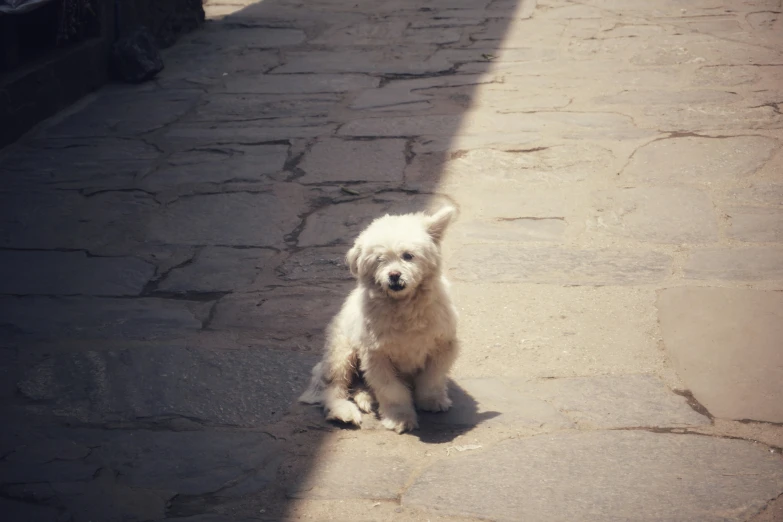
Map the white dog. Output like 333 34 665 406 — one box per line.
299 206 459 433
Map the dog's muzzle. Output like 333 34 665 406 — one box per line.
388 271 406 292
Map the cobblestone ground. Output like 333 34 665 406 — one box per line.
1 0 783 520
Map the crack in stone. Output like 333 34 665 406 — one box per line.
672 389 714 420
141 248 199 295
615 426 783 454
750 101 782 114
494 216 566 222
750 492 783 521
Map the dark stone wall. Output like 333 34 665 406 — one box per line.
0 0 205 148
116 0 205 48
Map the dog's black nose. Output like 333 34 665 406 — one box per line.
389 271 401 282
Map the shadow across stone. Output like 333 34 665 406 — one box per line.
415 380 501 444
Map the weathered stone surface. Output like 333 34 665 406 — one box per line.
311 20 460 46
0 498 67 522
351 75 494 110
162 123 336 144
210 286 348 348
48 468 171 522
407 144 614 189
158 46 280 87
472 18 564 47
434 47 557 65
403 431 783 521
0 251 154 296
537 3 603 18
0 297 204 340
147 189 305 246
288 443 410 500
455 218 566 242
421 378 572 430
658 287 783 423
141 145 288 190
5 437 90 464
444 182 571 221
631 35 783 66
158 247 275 293
223 73 380 94
1 138 159 190
594 89 738 106
473 90 572 112
308 20 406 46
192 26 305 49
340 111 652 139
0 456 100 486
518 374 709 428
451 245 671 285
726 207 783 242
747 10 782 32
91 430 283 496
452 284 664 379
277 247 353 283
299 138 406 184
684 247 783 281
296 194 444 247
638 104 780 132
591 187 718 244
0 191 157 251
274 49 452 75
46 89 201 138
726 184 783 207
625 136 779 183
18 346 317 426
189 94 338 124
412 132 540 154
692 65 759 86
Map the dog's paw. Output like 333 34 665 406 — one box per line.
325 400 362 426
353 389 375 413
415 393 452 413
379 405 419 434
381 416 419 434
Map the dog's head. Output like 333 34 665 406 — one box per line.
345 206 457 299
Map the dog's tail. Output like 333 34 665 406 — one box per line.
298 361 327 404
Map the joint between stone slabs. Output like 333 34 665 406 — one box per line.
80 187 160 200
736 418 783 428
615 426 783 454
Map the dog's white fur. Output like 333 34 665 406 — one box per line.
299 206 459 433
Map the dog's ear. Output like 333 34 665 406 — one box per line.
346 245 361 277
425 206 457 243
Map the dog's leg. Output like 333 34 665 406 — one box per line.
351 383 375 414
363 354 418 433
414 339 458 412
299 361 327 404
321 338 363 426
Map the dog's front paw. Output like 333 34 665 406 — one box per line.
353 389 375 413
325 400 362 426
379 405 419 434
415 393 452 413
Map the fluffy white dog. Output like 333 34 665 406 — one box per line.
299 206 459 433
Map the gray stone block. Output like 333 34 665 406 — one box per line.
0 251 154 296
403 431 783 521
658 287 783 423
451 245 671 285
17 346 318 426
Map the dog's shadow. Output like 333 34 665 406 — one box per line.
413 380 500 443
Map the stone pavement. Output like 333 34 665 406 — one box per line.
1 0 783 520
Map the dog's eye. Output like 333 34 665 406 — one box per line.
402 252 414 261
